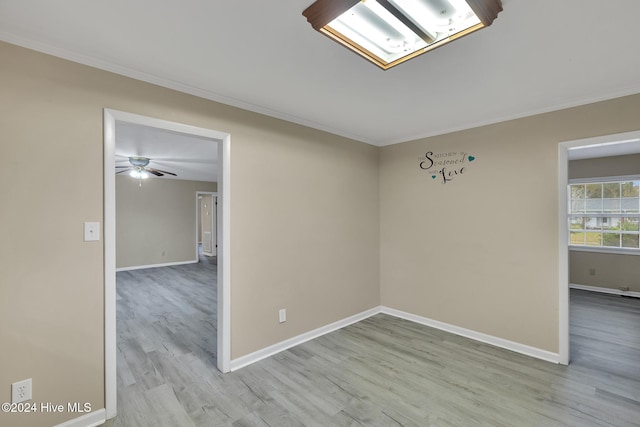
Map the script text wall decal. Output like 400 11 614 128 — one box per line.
419 151 476 184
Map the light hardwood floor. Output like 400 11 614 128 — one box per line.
104 262 640 426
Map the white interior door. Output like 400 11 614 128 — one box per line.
211 196 217 256
201 194 214 256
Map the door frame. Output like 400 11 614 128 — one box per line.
197 192 218 257
103 109 232 420
558 129 640 366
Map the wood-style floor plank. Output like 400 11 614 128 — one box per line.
104 257 640 426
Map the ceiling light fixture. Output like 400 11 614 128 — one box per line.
116 156 178 187
303 0 502 70
129 168 150 180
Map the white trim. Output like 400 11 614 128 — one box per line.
569 174 640 184
0 33 369 145
558 142 570 365
569 245 640 256
381 307 560 364
116 260 198 272
229 305 561 371
217 136 231 373
53 409 106 427
570 283 640 299
229 307 382 371
381 89 640 146
564 130 640 151
103 109 232 421
103 110 117 419
559 129 640 367
567 135 640 160
4 32 640 147
568 214 640 219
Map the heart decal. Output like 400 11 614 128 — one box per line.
432 175 436 179
468 155 475 162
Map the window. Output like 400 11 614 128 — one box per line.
569 178 640 250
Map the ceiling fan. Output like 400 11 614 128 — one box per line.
116 156 177 184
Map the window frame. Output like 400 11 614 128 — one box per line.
568 174 640 255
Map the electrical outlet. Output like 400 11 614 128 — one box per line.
279 309 286 323
588 268 596 276
11 379 32 404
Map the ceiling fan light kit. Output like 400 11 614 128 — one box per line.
128 156 150 181
115 156 177 187
129 169 150 179
302 0 502 70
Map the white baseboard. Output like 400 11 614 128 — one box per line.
116 259 198 272
570 283 640 298
229 306 382 371
380 307 561 364
229 304 560 371
53 408 106 427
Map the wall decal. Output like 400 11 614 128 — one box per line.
419 151 475 184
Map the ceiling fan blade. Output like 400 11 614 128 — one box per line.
148 168 177 176
115 165 130 168
115 169 131 174
147 170 164 176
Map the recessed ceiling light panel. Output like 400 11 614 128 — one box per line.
303 0 502 69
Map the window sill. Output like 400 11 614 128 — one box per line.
569 245 640 255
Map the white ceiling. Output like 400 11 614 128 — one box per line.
568 139 640 161
2 0 640 148
116 122 218 182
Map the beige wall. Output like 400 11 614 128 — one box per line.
0 41 379 426
4 37 640 427
116 176 216 269
569 153 640 179
231 116 380 356
569 154 640 292
570 251 640 292
380 95 640 354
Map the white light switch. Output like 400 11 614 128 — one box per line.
84 222 100 242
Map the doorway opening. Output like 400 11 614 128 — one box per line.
197 192 218 258
558 129 640 366
103 109 231 420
